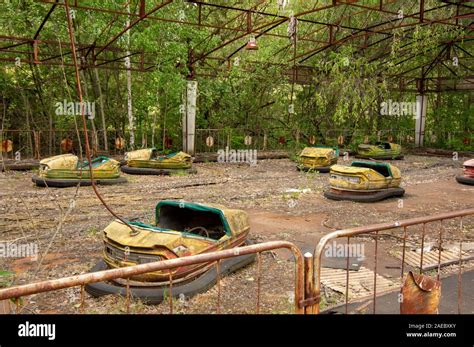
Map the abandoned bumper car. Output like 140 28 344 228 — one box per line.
85 200 255 303
121 148 196 175
324 161 405 202
296 146 339 172
32 154 127 188
455 159 474 185
356 142 403 160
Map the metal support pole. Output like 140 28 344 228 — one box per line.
304 252 316 314
415 94 427 147
184 80 197 155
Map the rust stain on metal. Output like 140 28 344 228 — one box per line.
437 220 444 281
400 271 441 314
458 218 464 314
345 237 350 314
168 271 173 314
401 226 407 284
256 253 262 314
216 260 221 314
125 278 130 314
373 231 379 314
303 252 316 314
419 223 426 274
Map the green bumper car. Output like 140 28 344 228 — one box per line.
32 154 127 188
356 142 403 160
121 148 196 175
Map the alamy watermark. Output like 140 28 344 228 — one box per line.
217 146 257 166
0 242 38 260
55 99 95 119
324 241 365 261
380 99 418 118
18 321 55 341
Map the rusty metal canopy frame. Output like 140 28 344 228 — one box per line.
0 0 473 92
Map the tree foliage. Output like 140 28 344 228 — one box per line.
0 0 472 155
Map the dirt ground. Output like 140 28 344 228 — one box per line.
0 154 473 314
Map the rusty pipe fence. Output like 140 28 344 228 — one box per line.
312 208 474 314
3 128 471 160
0 210 473 314
0 241 307 314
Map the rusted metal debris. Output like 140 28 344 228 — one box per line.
400 271 441 314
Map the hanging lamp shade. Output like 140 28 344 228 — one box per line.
115 137 125 150
60 138 73 153
1 139 13 153
205 136 214 147
288 103 295 114
164 135 173 148
245 37 258 50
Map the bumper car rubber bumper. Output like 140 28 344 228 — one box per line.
355 155 404 160
297 165 331 173
456 175 474 186
121 165 197 175
324 187 405 202
85 253 255 304
32 175 127 188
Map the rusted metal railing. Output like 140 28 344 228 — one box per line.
312 208 474 314
2 209 472 315
0 241 306 314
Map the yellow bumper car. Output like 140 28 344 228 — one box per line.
324 161 405 202
85 200 254 303
32 154 127 188
121 148 196 175
297 146 338 173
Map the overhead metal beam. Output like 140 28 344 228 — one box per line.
194 1 342 64
33 0 59 40
95 0 173 57
193 18 287 64
339 0 471 30
296 11 470 64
